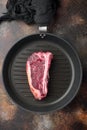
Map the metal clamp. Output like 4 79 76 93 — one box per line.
39 26 47 38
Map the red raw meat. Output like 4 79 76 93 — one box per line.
26 52 53 100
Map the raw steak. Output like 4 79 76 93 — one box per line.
26 52 53 100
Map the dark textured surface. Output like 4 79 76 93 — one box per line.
0 0 87 130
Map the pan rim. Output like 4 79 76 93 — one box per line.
2 33 82 113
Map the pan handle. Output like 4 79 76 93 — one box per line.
32 0 57 26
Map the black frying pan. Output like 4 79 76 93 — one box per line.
2 33 82 113
2 0 82 113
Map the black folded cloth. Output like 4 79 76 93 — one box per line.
0 0 59 25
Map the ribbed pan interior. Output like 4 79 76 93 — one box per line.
3 34 81 112
11 41 71 104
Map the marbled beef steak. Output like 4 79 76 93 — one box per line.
26 52 53 100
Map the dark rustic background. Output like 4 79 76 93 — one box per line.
0 0 87 130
